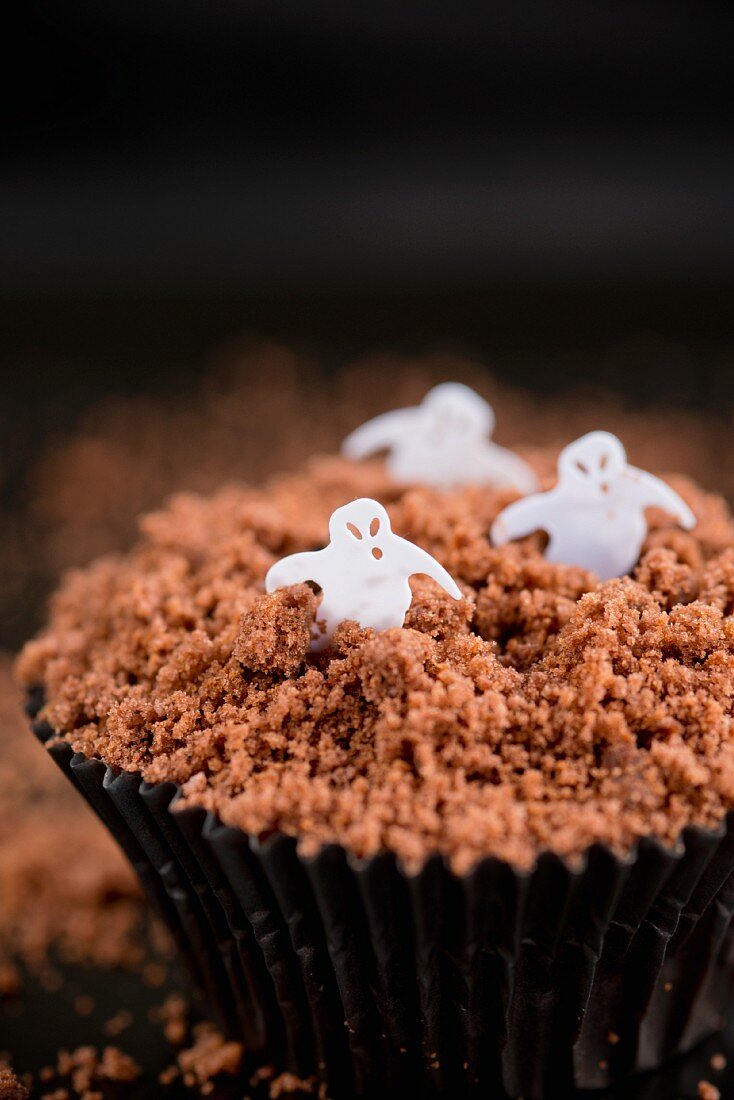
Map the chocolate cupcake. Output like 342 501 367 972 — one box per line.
17 448 734 1098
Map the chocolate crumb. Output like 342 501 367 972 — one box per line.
18 453 734 871
36 1047 140 1099
0 1063 29 1100
250 1066 275 1087
176 1023 243 1088
269 1071 317 1098
150 993 188 1046
17 451 734 871
158 1064 180 1086
698 1081 721 1100
235 586 317 676
103 1009 134 1038
97 1047 140 1083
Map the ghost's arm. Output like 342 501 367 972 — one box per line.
491 493 550 545
342 408 417 460
628 469 696 530
265 551 325 593
484 444 538 492
401 541 462 599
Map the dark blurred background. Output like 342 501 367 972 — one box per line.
2 0 734 647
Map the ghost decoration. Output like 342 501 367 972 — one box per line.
265 497 462 650
490 430 696 580
342 382 537 492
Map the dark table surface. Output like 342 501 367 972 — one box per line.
3 952 734 1099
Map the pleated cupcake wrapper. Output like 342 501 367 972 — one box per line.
33 720 734 1099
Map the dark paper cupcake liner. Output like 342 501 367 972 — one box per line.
30 707 734 1098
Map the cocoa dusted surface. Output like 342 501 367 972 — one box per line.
18 453 734 872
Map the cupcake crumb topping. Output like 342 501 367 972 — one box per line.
17 453 734 872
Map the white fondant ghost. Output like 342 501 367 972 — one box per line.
490 430 696 580
265 497 462 650
342 382 537 492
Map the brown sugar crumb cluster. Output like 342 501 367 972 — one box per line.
18 453 734 872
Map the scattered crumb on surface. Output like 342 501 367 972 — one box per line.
103 1009 134 1038
268 1071 317 1098
158 1063 180 1087
250 1065 275 1087
150 993 188 1047
44 1045 141 1097
698 1080 721 1100
710 1052 727 1071
174 1022 243 1089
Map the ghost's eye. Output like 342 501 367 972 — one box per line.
575 461 589 475
370 517 380 536
346 523 363 540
